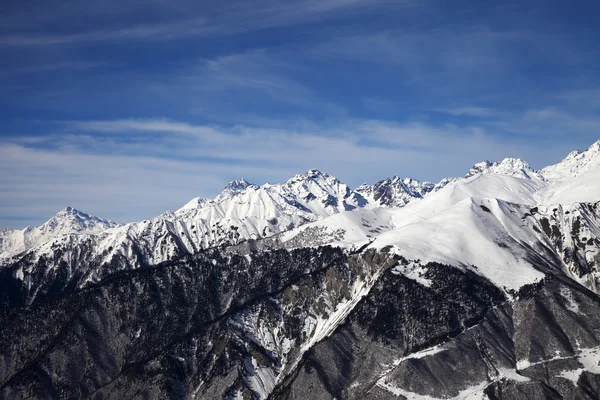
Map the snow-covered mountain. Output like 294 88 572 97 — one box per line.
2 138 600 399
0 207 118 258
3 139 600 284
353 175 451 208
0 169 440 265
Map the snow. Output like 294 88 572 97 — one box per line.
178 197 209 211
392 262 433 287
243 358 277 400
280 157 599 291
536 166 600 204
276 159 597 292
377 348 528 399
560 286 583 315
468 158 545 181
12 267 24 281
354 175 449 208
496 368 530 382
556 346 600 383
377 379 489 400
517 353 572 370
279 207 396 248
385 345 445 370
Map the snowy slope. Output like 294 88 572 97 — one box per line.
278 207 397 250
537 166 600 204
0 171 350 263
0 156 537 262
371 197 547 290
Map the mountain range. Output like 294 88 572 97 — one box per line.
1 139 600 399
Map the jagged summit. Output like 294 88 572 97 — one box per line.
285 169 333 185
355 175 434 208
0 206 118 258
47 206 117 229
466 160 493 177
55 206 97 220
466 158 542 180
541 137 600 182
223 177 256 192
217 178 259 201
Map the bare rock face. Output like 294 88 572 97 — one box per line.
528 202 600 291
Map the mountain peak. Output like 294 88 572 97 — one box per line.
286 169 333 186
495 157 533 172
56 206 87 219
48 207 117 228
565 149 583 160
466 161 493 177
466 158 540 180
224 178 255 192
302 169 330 180
540 138 600 182
215 178 258 201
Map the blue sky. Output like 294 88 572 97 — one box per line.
1 0 600 228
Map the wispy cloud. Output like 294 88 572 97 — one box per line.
0 0 393 47
141 49 346 117
434 107 497 118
